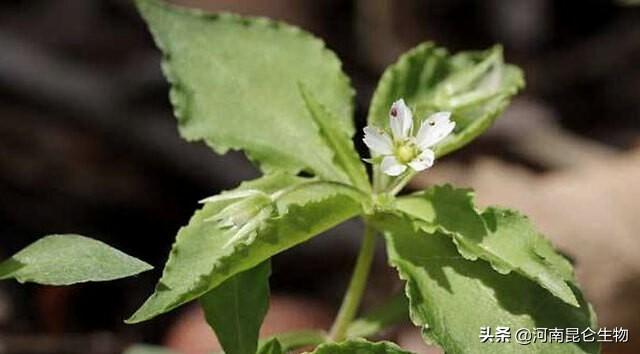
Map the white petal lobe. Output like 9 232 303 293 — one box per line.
416 112 455 149
389 99 413 139
408 149 435 172
381 156 407 176
363 126 393 155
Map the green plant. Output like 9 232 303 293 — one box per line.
0 0 600 353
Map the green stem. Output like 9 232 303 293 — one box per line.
387 171 416 196
328 161 414 341
329 223 377 341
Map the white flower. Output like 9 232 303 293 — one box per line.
363 99 455 176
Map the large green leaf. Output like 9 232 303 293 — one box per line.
136 0 356 184
308 339 414 354
201 261 271 354
377 212 599 354
0 235 152 286
367 43 524 159
396 185 578 307
127 173 366 323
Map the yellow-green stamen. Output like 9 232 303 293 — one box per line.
395 142 418 164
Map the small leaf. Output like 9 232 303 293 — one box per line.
127 173 366 323
257 338 283 354
201 261 271 354
299 84 370 192
0 235 152 286
262 330 327 352
308 339 415 354
377 212 599 354
367 43 524 159
396 185 579 307
122 344 178 354
346 293 409 338
136 0 356 183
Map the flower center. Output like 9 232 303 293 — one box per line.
395 142 417 164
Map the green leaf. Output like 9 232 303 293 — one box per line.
299 84 370 192
396 185 579 307
0 235 152 286
261 330 327 352
367 43 524 159
308 339 415 354
257 338 283 354
123 344 178 354
201 261 271 354
377 212 599 354
127 173 366 323
136 0 356 184
346 292 409 338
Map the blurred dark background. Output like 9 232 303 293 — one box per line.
1 0 639 353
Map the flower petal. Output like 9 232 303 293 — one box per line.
416 112 455 149
363 126 393 155
389 99 413 140
381 156 407 176
408 149 435 172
